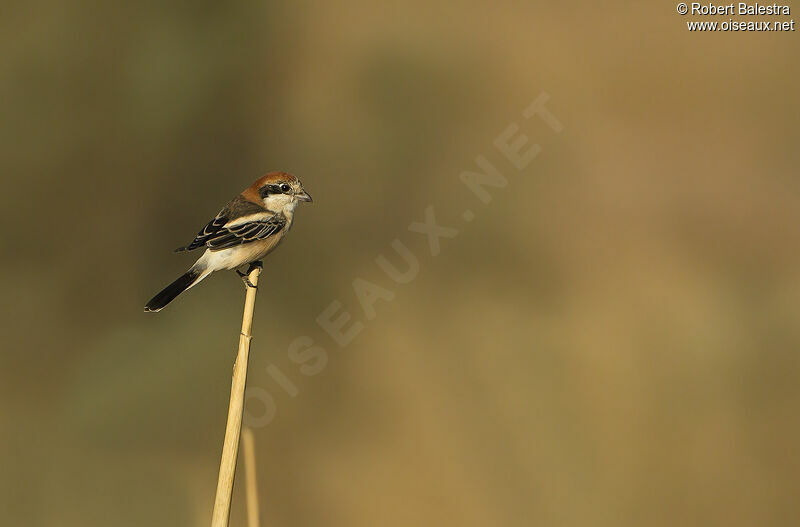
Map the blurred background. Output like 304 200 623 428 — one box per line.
2 2 799 526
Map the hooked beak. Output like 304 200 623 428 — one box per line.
296 190 313 202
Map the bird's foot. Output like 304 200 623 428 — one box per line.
236 261 263 289
236 270 257 288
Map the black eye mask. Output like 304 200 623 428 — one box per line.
258 184 288 198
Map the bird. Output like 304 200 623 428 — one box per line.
144 172 312 312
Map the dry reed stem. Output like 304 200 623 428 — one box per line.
242 427 261 527
210 265 261 527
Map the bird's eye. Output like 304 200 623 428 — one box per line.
280 183 291 192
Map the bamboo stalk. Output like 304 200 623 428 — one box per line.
242 427 261 527
211 265 261 527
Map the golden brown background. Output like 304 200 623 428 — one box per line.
2 2 799 526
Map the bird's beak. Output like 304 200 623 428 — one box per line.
296 190 312 202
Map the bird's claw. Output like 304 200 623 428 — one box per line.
236 269 257 288
237 261 263 289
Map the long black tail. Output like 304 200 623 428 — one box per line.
144 269 202 312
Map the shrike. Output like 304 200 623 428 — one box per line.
144 172 312 312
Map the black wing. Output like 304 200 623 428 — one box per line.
206 215 287 250
175 212 229 252
175 212 287 252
